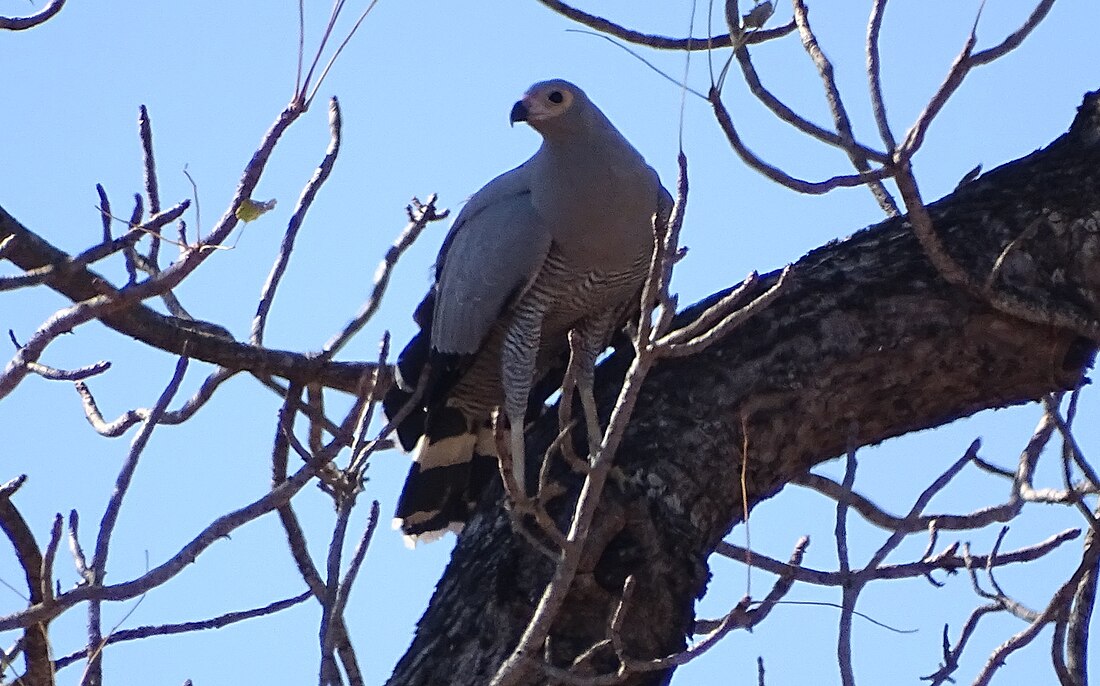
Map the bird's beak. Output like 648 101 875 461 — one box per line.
509 100 528 127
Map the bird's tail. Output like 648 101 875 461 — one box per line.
392 408 499 547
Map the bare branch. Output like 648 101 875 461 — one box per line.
715 528 1079 585
0 0 65 31
271 382 365 685
138 105 162 270
865 0 896 152
534 0 795 51
791 0 898 215
657 266 790 357
304 1 382 107
1067 526 1099 684
609 538 810 675
900 0 1055 159
0 442 329 631
971 527 1100 686
332 501 380 624
709 87 892 194
0 201 188 293
796 466 1024 534
53 591 312 671
253 97 343 346
85 355 189 683
25 359 111 382
922 604 1001 684
0 475 54 685
1 205 384 394
970 0 1056 66
322 195 446 360
731 46 890 164
67 511 89 580
893 162 1009 310
320 494 355 686
75 367 238 438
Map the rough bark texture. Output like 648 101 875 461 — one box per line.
387 91 1100 685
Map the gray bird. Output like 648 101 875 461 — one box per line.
383 79 671 546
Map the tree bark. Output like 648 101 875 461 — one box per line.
387 90 1100 684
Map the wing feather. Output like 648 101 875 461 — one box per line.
431 165 551 355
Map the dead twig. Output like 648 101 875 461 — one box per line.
252 97 343 347
0 0 66 31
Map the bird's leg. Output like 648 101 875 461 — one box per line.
569 316 612 460
501 303 546 498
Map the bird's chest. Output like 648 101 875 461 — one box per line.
533 166 654 270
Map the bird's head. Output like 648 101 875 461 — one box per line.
510 79 590 136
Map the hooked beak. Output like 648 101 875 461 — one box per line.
509 100 528 127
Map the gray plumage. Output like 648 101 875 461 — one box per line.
383 79 671 546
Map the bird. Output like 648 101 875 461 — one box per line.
383 79 671 546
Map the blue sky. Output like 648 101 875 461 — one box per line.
1 1 1098 684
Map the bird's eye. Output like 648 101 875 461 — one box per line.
548 91 564 104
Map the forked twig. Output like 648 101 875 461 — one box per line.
253 97 343 346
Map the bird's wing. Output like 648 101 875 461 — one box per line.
430 164 551 355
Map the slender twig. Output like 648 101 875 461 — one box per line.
344 335 388 470
68 511 89 579
922 604 1001 684
971 0 1055 66
892 162 973 291
656 271 758 345
1067 516 1099 683
41 515 63 604
304 1 381 107
272 383 364 685
899 0 1055 159
971 529 1100 686
835 443 857 686
96 185 112 243
534 0 795 50
715 528 1078 585
709 87 891 195
322 501 380 682
602 539 810 676
0 446 329 631
657 267 790 357
796 469 1024 534
0 201 188 293
730 48 890 163
85 355 189 683
1052 602 1073 686
791 0 898 215
321 196 446 360
53 591 312 671
1044 395 1100 493
123 194 143 284
74 367 238 437
138 105 162 269
252 97 342 346
24 359 110 382
296 0 306 96
865 0 896 153
320 494 354 686
0 475 53 685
